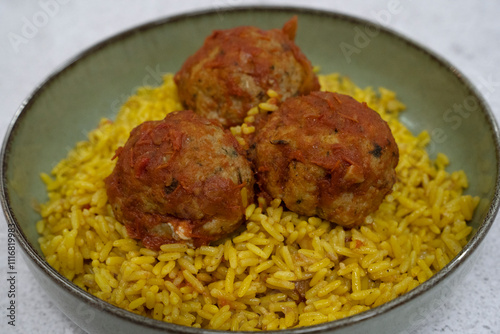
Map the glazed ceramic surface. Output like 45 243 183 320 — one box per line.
1 7 498 334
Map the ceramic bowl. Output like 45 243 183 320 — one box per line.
1 6 499 334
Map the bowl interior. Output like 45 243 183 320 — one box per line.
2 6 498 332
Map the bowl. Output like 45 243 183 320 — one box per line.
1 6 499 334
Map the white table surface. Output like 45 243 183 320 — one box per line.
1 1 499 333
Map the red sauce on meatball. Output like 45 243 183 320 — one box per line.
105 110 255 249
252 91 398 227
175 16 320 127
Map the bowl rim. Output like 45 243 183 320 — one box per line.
1 4 499 333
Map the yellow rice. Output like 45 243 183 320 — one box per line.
37 73 479 330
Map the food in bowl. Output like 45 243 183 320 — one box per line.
250 91 398 228
105 110 255 250
36 19 479 331
174 16 319 128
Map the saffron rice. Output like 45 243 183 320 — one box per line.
37 73 479 330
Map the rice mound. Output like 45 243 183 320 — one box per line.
37 73 479 330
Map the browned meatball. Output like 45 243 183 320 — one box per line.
105 110 255 249
252 91 398 228
174 16 320 128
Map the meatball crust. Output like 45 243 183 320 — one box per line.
252 91 398 227
105 110 255 249
174 16 320 128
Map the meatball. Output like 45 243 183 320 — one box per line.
105 110 255 249
174 16 320 128
252 91 398 227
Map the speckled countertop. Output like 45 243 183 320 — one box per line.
0 1 499 333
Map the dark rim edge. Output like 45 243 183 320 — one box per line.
1 4 499 334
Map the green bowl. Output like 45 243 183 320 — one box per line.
2 6 499 334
